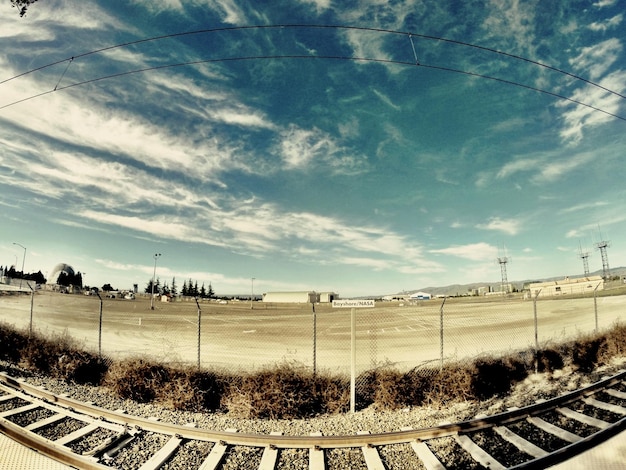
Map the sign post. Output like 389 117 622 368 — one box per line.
332 299 375 413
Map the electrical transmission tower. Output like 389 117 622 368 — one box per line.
578 242 590 277
497 254 510 293
595 239 611 280
595 227 611 281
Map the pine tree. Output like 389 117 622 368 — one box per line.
181 280 188 296
171 277 177 296
208 282 215 299
200 282 207 298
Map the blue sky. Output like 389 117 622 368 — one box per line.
1 0 625 297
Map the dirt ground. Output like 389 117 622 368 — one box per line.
0 291 624 375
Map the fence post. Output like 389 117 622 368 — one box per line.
195 297 201 369
96 291 103 358
312 303 316 376
593 284 599 333
439 296 446 371
533 289 541 373
350 307 356 413
28 282 34 339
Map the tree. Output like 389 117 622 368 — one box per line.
181 280 188 296
200 282 207 298
10 0 37 17
207 282 215 299
145 278 161 294
102 283 115 292
171 277 177 296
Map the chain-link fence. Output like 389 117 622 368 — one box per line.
0 287 624 383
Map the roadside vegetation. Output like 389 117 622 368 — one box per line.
1 321 625 419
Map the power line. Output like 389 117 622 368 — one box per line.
2 54 625 122
1 24 625 120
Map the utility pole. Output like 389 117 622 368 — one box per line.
150 253 161 310
12 242 26 289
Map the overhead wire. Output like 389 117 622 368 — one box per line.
0 24 624 119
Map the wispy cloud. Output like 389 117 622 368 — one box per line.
277 125 366 175
476 217 521 235
561 201 609 214
430 242 498 261
588 13 623 32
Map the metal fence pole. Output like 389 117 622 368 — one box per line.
28 283 34 339
350 307 356 413
593 284 599 333
533 289 541 373
96 291 103 358
439 296 446 371
195 297 202 369
312 303 316 376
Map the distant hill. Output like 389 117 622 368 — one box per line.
401 266 626 298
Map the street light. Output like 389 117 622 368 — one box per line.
12 242 26 289
150 253 161 310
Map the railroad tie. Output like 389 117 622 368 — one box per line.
401 427 445 470
137 434 183 470
493 425 548 458
198 428 238 470
357 431 385 470
454 434 506 470
258 431 283 470
583 396 626 416
309 431 325 470
557 407 611 429
526 417 582 444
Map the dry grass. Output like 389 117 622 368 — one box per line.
1 320 626 418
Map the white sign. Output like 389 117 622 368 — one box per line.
332 299 375 308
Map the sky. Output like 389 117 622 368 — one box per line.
1 0 625 297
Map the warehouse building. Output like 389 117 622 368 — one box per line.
262 291 338 303
528 276 603 298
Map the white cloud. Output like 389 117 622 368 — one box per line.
593 0 617 7
277 125 366 175
430 242 498 261
497 158 540 179
557 69 626 144
131 0 247 24
476 217 521 235
570 38 622 80
588 14 623 32
561 201 609 214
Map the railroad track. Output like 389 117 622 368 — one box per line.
1 370 625 469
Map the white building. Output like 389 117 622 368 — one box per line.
528 276 603 298
262 291 338 303
409 291 432 300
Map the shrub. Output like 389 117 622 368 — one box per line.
599 322 626 363
572 335 607 372
0 323 27 362
55 351 109 385
157 368 226 412
105 358 170 403
536 348 564 373
469 356 529 400
223 362 345 419
422 365 474 406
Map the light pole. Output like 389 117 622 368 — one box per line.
150 253 161 310
12 242 26 289
251 277 255 309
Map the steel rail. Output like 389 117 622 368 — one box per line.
1 369 624 450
